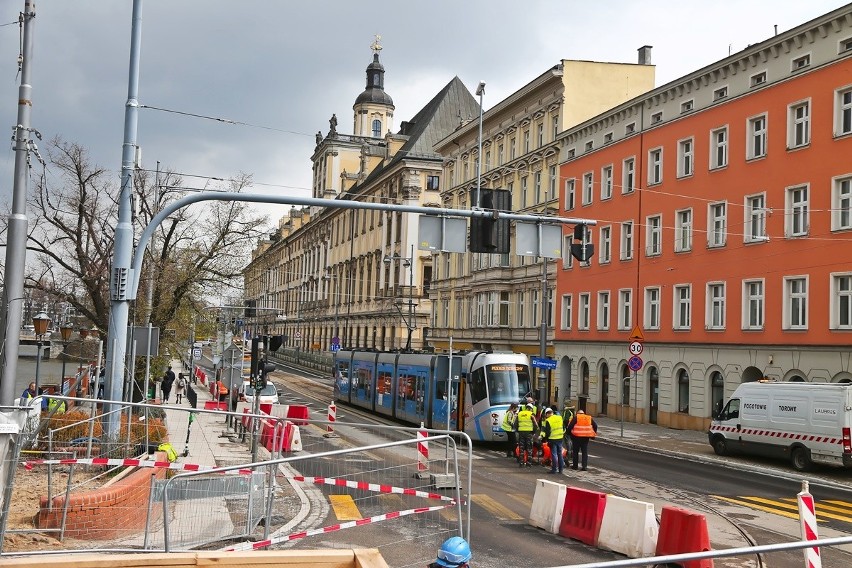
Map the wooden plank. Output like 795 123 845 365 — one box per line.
197 550 356 567
354 549 391 568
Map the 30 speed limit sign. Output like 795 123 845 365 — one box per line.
628 341 644 356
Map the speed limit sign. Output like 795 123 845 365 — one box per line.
628 341 644 356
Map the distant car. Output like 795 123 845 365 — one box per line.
239 380 278 405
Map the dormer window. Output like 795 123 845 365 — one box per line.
750 71 767 88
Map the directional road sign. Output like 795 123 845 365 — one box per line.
531 356 557 370
193 348 202 360
628 341 644 356
628 355 643 372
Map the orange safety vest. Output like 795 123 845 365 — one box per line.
571 414 596 438
218 382 229 395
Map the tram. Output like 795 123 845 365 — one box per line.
333 349 532 442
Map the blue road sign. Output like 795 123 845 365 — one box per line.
331 336 340 346
330 344 341 353
628 355 643 372
531 356 557 370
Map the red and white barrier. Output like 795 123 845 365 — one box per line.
798 480 822 568
417 422 428 473
598 495 658 558
529 478 567 533
324 402 337 437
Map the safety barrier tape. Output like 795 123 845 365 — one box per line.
710 425 841 444
225 502 456 551
288 475 455 502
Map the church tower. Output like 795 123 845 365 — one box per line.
352 36 394 138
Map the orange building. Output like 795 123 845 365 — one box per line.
554 6 852 431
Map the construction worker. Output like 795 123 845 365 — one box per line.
566 409 598 471
429 536 472 568
562 401 576 456
501 403 518 458
514 402 538 467
541 407 565 474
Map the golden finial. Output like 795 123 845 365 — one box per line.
371 34 382 54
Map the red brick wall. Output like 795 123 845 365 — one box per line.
37 452 167 540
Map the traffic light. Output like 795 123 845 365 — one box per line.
254 359 276 390
244 299 256 318
469 188 511 253
269 335 283 351
570 223 594 262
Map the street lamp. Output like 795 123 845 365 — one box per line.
59 324 73 397
383 244 415 352
79 328 90 395
475 80 486 209
32 312 51 397
323 268 340 351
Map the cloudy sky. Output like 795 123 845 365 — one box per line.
0 0 848 227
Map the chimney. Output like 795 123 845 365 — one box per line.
638 45 653 65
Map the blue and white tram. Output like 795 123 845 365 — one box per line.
333 350 532 442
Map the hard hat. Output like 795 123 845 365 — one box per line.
435 536 472 567
545 408 553 414
526 403 535 410
577 409 585 414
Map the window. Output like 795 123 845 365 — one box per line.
842 37 852 53
618 289 632 330
714 86 728 100
534 172 542 204
565 178 576 211
833 176 852 230
644 287 660 330
521 176 528 207
497 143 504 166
552 116 559 139
601 165 613 199
582 172 594 205
548 165 557 200
836 87 852 136
426 175 440 190
517 291 525 327
675 209 693 252
604 132 613 144
561 294 573 330
372 119 382 137
784 276 808 330
681 100 694 113
708 202 727 247
599 226 612 264
620 221 634 260
585 141 594 152
567 148 575 158
750 71 767 87
673 285 691 330
485 150 491 171
746 114 767 160
523 130 530 153
677 138 694 178
509 137 516 159
677 369 690 413
743 279 764 330
651 112 662 124
707 282 726 330
626 123 636 134
745 194 768 242
710 127 728 169
786 185 809 237
646 215 662 256
831 273 852 329
561 235 574 269
623 158 635 194
537 123 544 147
597 291 610 331
578 293 590 330
648 148 663 185
789 101 811 148
500 291 510 326
791 54 810 71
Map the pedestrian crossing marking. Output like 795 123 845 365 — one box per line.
329 494 362 520
713 495 802 520
378 493 406 509
470 494 524 521
779 498 852 522
508 493 533 509
712 496 852 523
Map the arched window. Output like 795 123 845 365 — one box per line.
581 361 590 395
789 375 806 382
622 365 631 404
711 371 724 416
372 119 382 138
678 369 690 413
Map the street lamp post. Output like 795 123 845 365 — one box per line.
475 80 485 209
324 268 340 351
59 324 73 397
32 312 51 397
384 244 415 352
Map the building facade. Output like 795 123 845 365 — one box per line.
554 5 852 431
430 56 654 401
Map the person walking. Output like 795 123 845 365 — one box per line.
562 402 576 456
175 373 187 404
514 402 538 467
542 407 565 474
501 403 519 458
567 409 598 471
161 366 176 403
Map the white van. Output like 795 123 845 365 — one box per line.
708 381 852 471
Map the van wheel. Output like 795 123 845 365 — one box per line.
791 447 812 472
712 437 727 456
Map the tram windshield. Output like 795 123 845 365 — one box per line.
486 363 531 404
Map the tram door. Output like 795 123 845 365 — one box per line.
431 355 460 431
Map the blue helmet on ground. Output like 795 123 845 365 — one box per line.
435 536 472 567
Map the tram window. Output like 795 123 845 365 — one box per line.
436 379 448 400
378 373 392 394
469 368 487 405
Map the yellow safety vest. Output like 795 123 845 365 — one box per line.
544 414 564 440
516 409 535 432
501 410 516 432
158 442 179 462
572 414 596 438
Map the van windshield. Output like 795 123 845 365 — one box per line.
244 384 277 397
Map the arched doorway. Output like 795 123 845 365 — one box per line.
710 371 724 416
600 362 610 416
742 366 764 382
677 369 690 413
648 366 659 424
578 360 590 412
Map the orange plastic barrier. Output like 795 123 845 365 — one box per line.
655 506 713 568
287 405 309 425
558 486 606 546
203 400 228 411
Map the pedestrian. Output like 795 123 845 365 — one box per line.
562 402 576 456
175 373 187 404
161 365 176 403
542 407 565 474
428 536 471 568
566 409 598 471
20 381 45 409
501 403 519 458
514 402 538 467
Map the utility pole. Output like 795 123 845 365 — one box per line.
0 3 36 407
103 0 143 443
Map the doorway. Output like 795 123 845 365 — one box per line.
648 365 658 424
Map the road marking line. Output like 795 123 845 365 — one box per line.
508 493 533 508
780 498 852 522
713 495 816 521
329 494 362 520
470 494 524 521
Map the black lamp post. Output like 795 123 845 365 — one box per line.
59 324 73 396
383 245 415 352
79 327 89 395
32 312 51 396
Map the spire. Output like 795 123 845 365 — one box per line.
355 34 394 108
